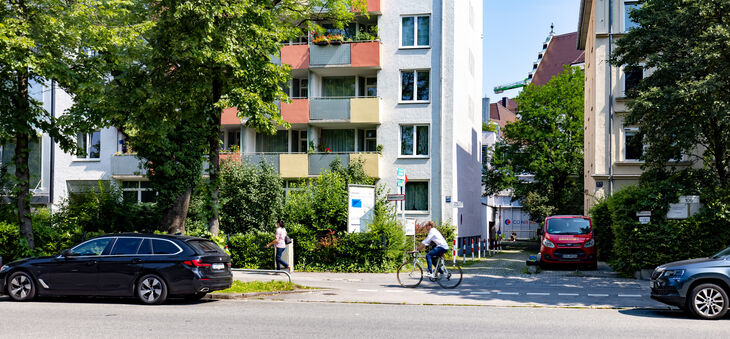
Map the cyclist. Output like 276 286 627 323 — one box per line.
416 221 449 278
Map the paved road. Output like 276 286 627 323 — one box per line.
0 298 724 338
234 250 665 309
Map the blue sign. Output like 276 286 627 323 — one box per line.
352 199 362 208
396 168 405 180
397 179 405 187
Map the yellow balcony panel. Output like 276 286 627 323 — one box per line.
349 97 380 124
349 153 380 178
279 154 309 178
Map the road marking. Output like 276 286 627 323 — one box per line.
357 289 377 292
588 294 609 297
558 293 579 296
526 292 550 296
470 292 491 295
414 291 429 294
437 291 460 294
618 294 643 298
385 290 403 293
497 292 519 295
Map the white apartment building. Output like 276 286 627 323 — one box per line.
1 0 484 239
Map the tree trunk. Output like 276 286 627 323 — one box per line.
14 67 34 249
162 187 192 234
207 76 223 236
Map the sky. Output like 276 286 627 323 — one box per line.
482 0 581 103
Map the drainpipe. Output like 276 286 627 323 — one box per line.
607 0 614 196
439 0 446 223
49 80 55 207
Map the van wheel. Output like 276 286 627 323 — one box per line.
137 274 168 305
8 272 36 302
689 283 728 320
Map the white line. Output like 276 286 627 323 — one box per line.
588 294 609 297
414 291 429 294
470 292 491 295
558 293 579 296
618 294 643 298
437 291 460 294
385 290 403 293
497 292 519 295
357 289 377 292
526 292 550 296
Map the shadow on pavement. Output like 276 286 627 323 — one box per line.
0 295 219 306
617 308 730 321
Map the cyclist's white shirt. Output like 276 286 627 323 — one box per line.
422 228 449 250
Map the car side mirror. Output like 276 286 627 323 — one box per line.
61 249 73 257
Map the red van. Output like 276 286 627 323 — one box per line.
538 215 597 270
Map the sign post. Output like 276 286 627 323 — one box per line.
396 168 406 243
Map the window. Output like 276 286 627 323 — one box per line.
358 76 377 97
624 128 644 161
401 15 430 47
624 1 641 31
226 129 240 151
76 131 101 159
624 67 643 95
1 137 42 189
405 181 428 211
256 130 288 152
137 239 153 255
357 129 377 152
320 129 354 152
71 238 113 256
400 70 430 102
110 238 143 255
322 77 355 97
291 130 308 152
400 125 429 156
122 181 156 203
152 239 181 255
292 78 308 98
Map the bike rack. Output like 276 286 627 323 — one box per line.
231 268 292 283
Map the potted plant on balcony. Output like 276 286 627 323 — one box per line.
327 34 344 45
312 34 329 46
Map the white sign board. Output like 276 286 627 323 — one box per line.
405 219 416 236
666 203 689 219
396 168 405 180
453 201 464 208
679 195 700 204
636 211 652 217
348 185 376 233
638 216 651 224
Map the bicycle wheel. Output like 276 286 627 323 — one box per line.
397 261 423 288
436 262 462 289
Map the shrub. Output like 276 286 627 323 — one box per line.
588 198 613 261
219 160 283 234
227 232 275 269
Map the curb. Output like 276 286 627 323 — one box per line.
207 289 318 300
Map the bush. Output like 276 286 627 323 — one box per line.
219 160 283 234
227 232 275 269
588 198 613 261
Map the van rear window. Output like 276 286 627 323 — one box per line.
188 240 225 254
546 218 591 235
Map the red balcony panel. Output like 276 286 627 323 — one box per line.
281 98 309 124
221 107 241 125
350 41 380 68
367 0 380 13
281 44 310 70
219 152 241 164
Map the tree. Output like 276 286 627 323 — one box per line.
219 159 283 234
84 0 366 235
611 0 730 188
483 66 585 217
0 0 142 248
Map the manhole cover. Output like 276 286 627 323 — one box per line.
323 293 337 296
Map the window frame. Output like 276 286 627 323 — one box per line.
399 69 431 104
623 66 643 96
623 127 645 161
399 124 430 158
121 180 156 204
623 1 642 32
404 180 430 212
400 14 431 49
364 129 377 152
75 130 101 161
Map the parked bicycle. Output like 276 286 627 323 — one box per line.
397 250 462 289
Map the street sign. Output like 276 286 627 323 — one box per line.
396 168 405 180
397 179 405 187
636 211 651 217
387 194 405 201
405 219 416 236
679 195 700 204
639 217 651 224
453 201 463 208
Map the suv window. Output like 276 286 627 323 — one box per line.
137 239 153 255
111 238 143 255
72 238 114 256
152 239 180 255
188 240 225 255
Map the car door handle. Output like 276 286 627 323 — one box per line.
132 258 143 264
86 260 97 266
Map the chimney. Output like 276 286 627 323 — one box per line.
501 97 507 107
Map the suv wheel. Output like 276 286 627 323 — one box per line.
689 283 728 320
137 274 168 305
8 272 36 302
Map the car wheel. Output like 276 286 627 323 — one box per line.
137 274 168 305
183 292 207 301
689 283 728 320
7 272 37 302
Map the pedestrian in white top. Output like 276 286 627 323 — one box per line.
416 221 449 278
266 219 291 273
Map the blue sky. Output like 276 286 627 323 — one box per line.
482 0 581 103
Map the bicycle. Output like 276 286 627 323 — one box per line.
397 250 462 289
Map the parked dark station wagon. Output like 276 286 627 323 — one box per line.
0 233 232 304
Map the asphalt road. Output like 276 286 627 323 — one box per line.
0 298 726 338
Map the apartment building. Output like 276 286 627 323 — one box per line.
1 1 484 239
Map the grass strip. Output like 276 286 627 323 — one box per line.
213 280 311 294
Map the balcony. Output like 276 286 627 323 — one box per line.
111 154 146 177
309 41 380 68
241 153 280 173
281 98 309 124
239 152 379 178
349 153 380 178
279 153 309 178
309 97 380 123
281 44 309 70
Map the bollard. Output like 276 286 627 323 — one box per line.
478 237 481 259
462 242 466 265
452 239 457 264
471 238 475 261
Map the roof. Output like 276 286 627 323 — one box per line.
489 100 518 131
531 32 585 86
90 233 205 241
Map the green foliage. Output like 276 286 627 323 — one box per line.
482 120 497 132
521 192 556 225
214 280 297 294
219 160 283 234
611 0 730 188
227 232 275 269
588 198 614 261
483 66 585 217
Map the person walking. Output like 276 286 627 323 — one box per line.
266 219 292 273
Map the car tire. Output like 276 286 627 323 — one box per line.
7 272 37 302
688 283 728 320
183 292 207 301
137 274 168 305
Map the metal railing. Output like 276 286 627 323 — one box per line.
231 268 292 283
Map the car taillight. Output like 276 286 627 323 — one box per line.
183 259 211 267
226 263 231 267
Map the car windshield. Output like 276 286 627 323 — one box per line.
546 218 591 235
712 246 730 258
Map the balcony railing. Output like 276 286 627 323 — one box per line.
309 97 379 123
111 154 145 176
309 41 380 68
240 152 379 178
